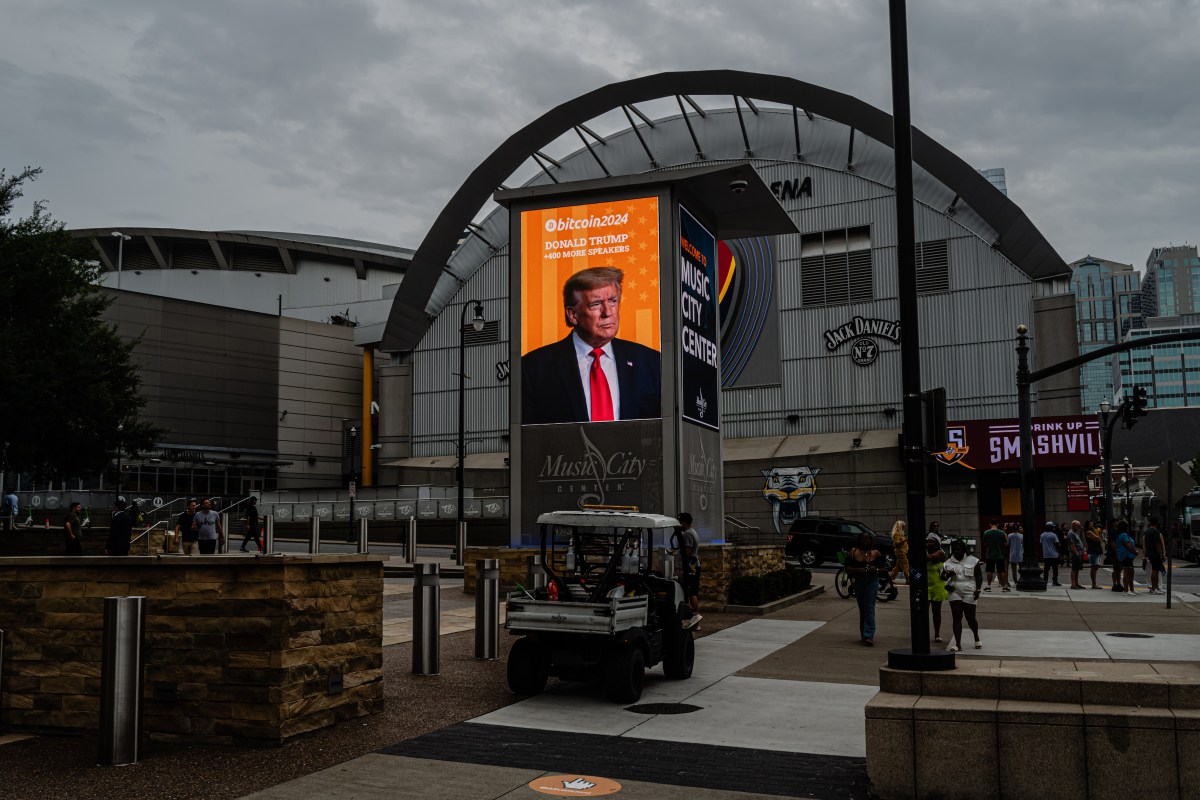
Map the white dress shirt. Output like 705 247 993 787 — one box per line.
572 331 622 420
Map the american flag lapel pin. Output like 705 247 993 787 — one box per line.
626 360 633 366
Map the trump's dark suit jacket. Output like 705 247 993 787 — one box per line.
521 335 661 425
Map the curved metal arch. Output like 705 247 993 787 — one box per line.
380 69 1065 351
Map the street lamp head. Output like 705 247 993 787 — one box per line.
1099 399 1111 414
1016 324 1028 335
110 231 131 241
471 301 485 332
349 426 357 438
1123 456 1131 468
117 422 124 432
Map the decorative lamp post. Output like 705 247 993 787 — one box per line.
110 231 131 289
457 300 486 540
1123 456 1133 522
1098 399 1115 529
115 422 124 503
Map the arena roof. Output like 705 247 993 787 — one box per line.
72 227 411 278
374 69 1069 352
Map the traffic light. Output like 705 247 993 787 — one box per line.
1121 385 1149 429
1132 385 1149 415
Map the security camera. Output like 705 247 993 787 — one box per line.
729 179 748 194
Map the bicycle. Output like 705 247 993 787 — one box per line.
835 550 899 602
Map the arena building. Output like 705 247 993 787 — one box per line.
56 71 1089 543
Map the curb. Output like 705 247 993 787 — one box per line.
723 584 825 615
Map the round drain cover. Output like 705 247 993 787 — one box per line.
1106 633 1154 638
625 702 702 715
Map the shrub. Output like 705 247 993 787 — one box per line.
729 575 765 605
762 570 788 602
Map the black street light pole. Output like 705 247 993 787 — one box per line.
1014 325 1045 591
1098 399 1118 529
457 301 486 541
886 0 952 672
347 426 358 542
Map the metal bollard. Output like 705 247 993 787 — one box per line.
219 513 230 554
262 515 274 555
98 596 145 766
475 559 500 660
309 516 320 555
660 547 675 580
413 563 440 675
455 520 467 567
356 517 368 554
526 554 546 591
405 518 417 564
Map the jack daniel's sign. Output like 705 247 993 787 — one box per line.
822 316 901 367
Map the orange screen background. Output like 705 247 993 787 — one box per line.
520 196 660 355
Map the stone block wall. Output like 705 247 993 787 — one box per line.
866 660 1200 799
0 554 384 746
464 544 783 608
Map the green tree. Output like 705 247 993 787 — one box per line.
0 166 159 482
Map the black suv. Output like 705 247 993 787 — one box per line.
785 516 895 569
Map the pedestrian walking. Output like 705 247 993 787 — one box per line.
1040 522 1061 586
1006 524 1024 586
942 539 983 652
1143 517 1166 594
670 511 702 620
1066 520 1085 590
1085 522 1106 589
981 521 1009 591
175 499 198 555
191 498 223 555
846 531 886 646
888 520 910 584
1107 521 1124 592
63 501 84 556
926 533 948 643
106 499 133 556
1115 521 1138 595
2 486 18 531
240 497 261 552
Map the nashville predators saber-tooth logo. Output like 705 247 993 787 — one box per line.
934 425 972 467
761 466 820 534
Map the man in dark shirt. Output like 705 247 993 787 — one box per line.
981 522 1009 591
63 501 84 556
106 500 133 556
1144 517 1166 595
175 499 198 555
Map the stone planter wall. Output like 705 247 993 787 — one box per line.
0 554 385 746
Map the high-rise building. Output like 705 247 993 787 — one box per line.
1141 244 1200 318
1119 315 1200 408
977 167 1008 196
1069 255 1141 412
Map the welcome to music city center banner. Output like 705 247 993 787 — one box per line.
934 415 1101 471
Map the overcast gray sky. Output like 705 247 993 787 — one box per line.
2 0 1197 270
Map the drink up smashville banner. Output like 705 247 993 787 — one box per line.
520 197 660 355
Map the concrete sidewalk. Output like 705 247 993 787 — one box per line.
242 573 1199 800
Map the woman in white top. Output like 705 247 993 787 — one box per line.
941 539 984 652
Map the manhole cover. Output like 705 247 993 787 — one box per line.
625 703 702 715
1106 633 1154 639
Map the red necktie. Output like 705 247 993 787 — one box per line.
589 347 614 421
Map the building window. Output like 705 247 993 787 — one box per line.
799 226 872 307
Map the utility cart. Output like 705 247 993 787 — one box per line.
505 510 697 703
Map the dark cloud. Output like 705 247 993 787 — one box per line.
0 0 1196 267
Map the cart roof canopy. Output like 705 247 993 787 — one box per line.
536 510 681 530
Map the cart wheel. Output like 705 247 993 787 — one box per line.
506 637 548 696
603 645 645 703
663 628 694 679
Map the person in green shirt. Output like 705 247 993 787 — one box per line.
63 501 84 556
981 521 1010 592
